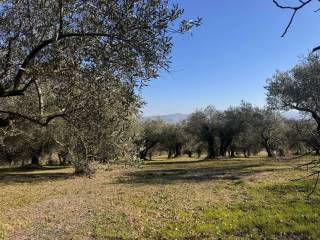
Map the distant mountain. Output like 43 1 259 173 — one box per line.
143 113 189 124
142 111 304 124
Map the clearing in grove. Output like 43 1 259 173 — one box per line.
0 155 319 240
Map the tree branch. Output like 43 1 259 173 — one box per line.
10 32 134 94
273 0 313 37
34 79 44 116
313 45 320 52
0 110 65 126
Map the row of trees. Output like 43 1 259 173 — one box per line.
139 104 318 160
140 54 320 160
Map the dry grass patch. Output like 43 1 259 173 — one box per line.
0 156 319 239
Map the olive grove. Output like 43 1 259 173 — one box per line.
139 102 312 160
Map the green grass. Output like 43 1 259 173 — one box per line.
155 180 320 239
0 156 319 239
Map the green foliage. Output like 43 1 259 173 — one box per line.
0 1 200 172
267 54 320 115
138 119 167 159
185 106 221 158
267 53 320 153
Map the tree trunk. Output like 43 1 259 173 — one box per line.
5 151 14 166
278 149 285 157
312 113 320 135
265 146 273 158
207 138 216 159
139 146 151 160
197 149 202 158
139 150 148 160
220 144 227 156
230 147 235 158
174 144 182 158
243 149 248 158
139 142 156 160
187 151 193 158
219 138 232 157
31 152 40 165
58 154 64 165
48 153 54 165
168 149 172 159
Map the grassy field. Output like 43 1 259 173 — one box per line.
0 156 319 239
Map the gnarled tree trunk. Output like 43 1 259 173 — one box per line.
174 144 182 158
230 146 236 158
31 151 41 166
207 137 216 159
265 145 274 158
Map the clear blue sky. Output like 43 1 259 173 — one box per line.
142 0 320 116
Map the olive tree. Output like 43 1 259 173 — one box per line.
231 103 261 158
161 123 186 158
0 1 200 173
272 1 320 191
185 106 220 159
256 108 289 157
285 119 317 154
266 54 320 136
218 106 245 156
139 119 167 160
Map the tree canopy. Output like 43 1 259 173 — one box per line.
266 54 320 133
0 0 200 173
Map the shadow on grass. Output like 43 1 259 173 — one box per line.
0 166 74 184
118 162 286 185
265 180 318 197
145 157 268 166
144 158 210 165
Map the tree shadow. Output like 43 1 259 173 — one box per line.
118 162 286 185
0 166 74 185
145 157 270 166
145 158 215 165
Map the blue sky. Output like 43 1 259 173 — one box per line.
141 0 320 116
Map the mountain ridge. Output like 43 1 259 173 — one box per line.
143 111 303 124
142 113 189 124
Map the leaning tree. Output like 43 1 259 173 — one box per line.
266 54 320 135
272 0 320 193
0 1 200 173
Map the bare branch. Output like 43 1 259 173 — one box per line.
308 172 320 197
291 171 320 181
313 45 320 52
273 0 314 37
